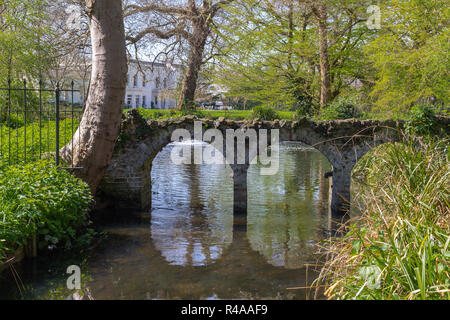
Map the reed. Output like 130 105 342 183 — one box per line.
315 136 449 300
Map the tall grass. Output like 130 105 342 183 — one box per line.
316 137 449 300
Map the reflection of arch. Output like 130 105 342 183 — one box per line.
89 224 312 299
150 142 233 266
247 142 331 269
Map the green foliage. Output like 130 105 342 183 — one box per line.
319 138 450 300
0 113 25 129
405 105 437 136
134 108 293 121
294 98 315 119
319 98 361 120
366 0 449 113
213 0 376 115
0 160 93 263
180 108 207 119
250 106 279 121
152 111 167 119
210 0 448 118
0 0 54 83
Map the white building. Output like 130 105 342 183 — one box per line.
124 60 182 109
61 59 182 109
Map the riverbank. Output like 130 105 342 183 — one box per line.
317 137 449 299
0 160 93 268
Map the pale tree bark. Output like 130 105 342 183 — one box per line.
61 0 128 194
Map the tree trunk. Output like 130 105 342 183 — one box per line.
61 0 128 194
316 2 331 111
177 25 208 110
287 0 294 69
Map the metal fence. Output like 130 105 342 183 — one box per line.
0 80 83 168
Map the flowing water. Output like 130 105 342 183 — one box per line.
0 141 332 300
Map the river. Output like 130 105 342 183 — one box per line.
0 141 332 300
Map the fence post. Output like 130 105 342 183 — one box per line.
7 79 11 163
71 81 74 168
39 80 42 159
23 79 27 162
55 83 60 166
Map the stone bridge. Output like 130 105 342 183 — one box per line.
99 110 406 222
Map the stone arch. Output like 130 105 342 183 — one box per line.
99 116 237 213
98 111 408 221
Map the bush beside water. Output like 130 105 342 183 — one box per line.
0 160 93 263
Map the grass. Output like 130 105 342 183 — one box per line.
315 137 449 300
0 119 79 164
130 108 296 121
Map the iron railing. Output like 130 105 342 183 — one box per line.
0 80 83 168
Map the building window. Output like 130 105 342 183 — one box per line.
143 74 146 87
127 75 130 87
155 96 158 106
133 74 138 88
143 96 147 108
135 95 140 108
155 77 160 89
163 78 167 89
127 95 132 106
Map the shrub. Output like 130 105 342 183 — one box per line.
153 111 165 119
251 106 279 121
180 108 206 118
134 108 295 121
295 107 312 119
319 98 361 120
294 98 316 119
0 114 25 129
405 105 437 136
0 160 93 262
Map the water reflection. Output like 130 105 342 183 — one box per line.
151 141 233 266
248 142 331 269
0 141 332 300
151 142 331 269
78 225 314 300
